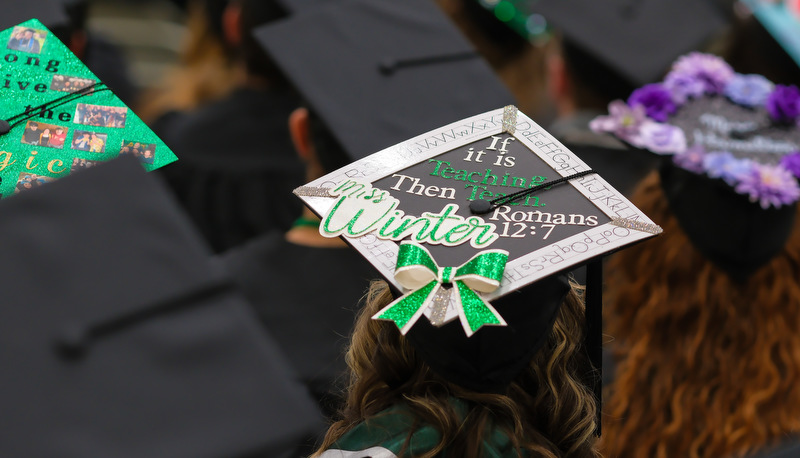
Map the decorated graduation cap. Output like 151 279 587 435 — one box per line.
478 0 727 87
0 18 176 199
0 157 321 456
591 52 800 278
253 0 513 160
295 104 662 401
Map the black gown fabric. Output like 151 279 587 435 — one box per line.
221 232 379 416
154 87 306 253
749 439 800 458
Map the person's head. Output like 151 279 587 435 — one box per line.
435 0 549 116
43 128 50 135
29 123 38 130
220 0 290 83
143 149 153 158
288 107 350 181
547 35 638 115
316 279 599 457
539 0 727 116
23 29 34 39
55 128 63 135
601 171 800 458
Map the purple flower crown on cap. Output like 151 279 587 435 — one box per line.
590 52 800 209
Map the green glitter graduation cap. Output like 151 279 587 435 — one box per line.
0 19 176 198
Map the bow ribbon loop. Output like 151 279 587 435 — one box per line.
373 241 509 337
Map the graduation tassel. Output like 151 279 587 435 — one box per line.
586 259 603 436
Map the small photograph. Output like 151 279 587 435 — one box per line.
6 26 47 54
119 140 156 164
71 130 108 153
74 103 127 128
14 172 55 194
71 158 102 173
21 121 68 149
50 75 95 93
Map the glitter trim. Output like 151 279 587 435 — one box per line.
502 105 518 134
293 186 334 197
610 217 664 235
428 287 452 327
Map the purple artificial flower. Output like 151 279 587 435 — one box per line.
765 84 800 123
664 71 706 105
672 145 707 173
702 151 752 185
780 151 800 179
734 162 800 209
589 100 647 140
667 52 735 95
723 74 774 107
627 83 677 122
630 121 687 154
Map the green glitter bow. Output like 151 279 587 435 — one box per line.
372 241 509 337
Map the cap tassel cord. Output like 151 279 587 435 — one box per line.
470 169 595 214
53 279 237 359
378 51 479 75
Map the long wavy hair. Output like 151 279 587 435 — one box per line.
314 280 600 458
601 172 800 458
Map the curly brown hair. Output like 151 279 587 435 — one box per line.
314 280 600 458
601 172 800 458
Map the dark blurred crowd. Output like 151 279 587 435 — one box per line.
3 0 800 457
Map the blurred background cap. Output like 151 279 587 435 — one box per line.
0 157 321 457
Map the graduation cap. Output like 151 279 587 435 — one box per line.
294 105 662 431
0 156 322 456
591 52 800 279
253 0 514 160
0 0 71 31
273 0 338 14
479 0 728 87
0 18 177 199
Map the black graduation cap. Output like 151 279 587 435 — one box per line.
493 0 728 86
294 105 661 422
591 52 800 279
273 0 338 14
0 157 322 456
0 0 71 31
253 0 514 160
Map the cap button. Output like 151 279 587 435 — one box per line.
469 199 493 215
55 323 91 359
0 120 10 135
379 58 397 75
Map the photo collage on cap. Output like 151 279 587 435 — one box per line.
296 106 662 336
0 19 176 198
